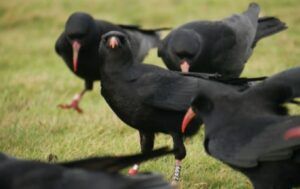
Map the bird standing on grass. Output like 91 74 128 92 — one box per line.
98 31 264 185
55 12 167 113
0 147 173 189
182 67 300 189
158 3 287 76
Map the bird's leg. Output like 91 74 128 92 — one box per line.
172 159 182 183
128 131 155 175
58 89 87 113
171 134 186 186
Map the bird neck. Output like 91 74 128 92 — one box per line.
100 55 135 79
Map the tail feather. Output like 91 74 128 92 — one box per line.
253 16 287 47
58 147 174 173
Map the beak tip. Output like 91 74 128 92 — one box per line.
181 107 196 134
108 37 119 49
180 60 190 73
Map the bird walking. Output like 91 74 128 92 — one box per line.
55 12 168 113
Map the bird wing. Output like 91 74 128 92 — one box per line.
135 68 231 112
259 67 300 98
136 71 199 112
235 117 300 166
219 3 260 64
244 67 300 107
207 117 300 168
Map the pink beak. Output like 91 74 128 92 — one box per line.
181 107 196 133
108 36 119 49
284 126 300 140
72 41 81 72
180 60 190 73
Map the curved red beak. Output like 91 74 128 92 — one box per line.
181 107 196 133
72 41 81 72
180 60 190 73
108 36 119 49
284 126 300 140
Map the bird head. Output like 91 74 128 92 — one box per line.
162 29 203 73
65 12 96 72
99 31 133 63
181 94 214 133
181 81 295 134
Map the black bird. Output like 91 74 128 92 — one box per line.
182 67 300 189
0 147 173 189
158 3 287 76
55 12 167 113
98 31 265 184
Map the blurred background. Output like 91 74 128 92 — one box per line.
0 0 299 188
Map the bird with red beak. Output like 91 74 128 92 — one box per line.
158 3 287 78
158 29 201 73
98 30 266 186
55 12 165 113
180 67 300 188
56 12 99 113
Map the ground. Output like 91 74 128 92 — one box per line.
0 0 299 188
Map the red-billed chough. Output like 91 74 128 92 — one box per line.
98 31 265 184
0 147 173 189
55 12 168 113
158 3 287 76
182 67 300 189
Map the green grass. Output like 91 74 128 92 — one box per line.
0 0 299 188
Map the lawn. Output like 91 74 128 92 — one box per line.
0 0 299 188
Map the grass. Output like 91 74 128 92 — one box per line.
0 0 299 188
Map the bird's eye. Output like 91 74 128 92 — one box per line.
118 36 125 44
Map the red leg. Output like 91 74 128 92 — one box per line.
58 90 86 113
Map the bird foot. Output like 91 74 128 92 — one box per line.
128 164 139 176
58 94 83 113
